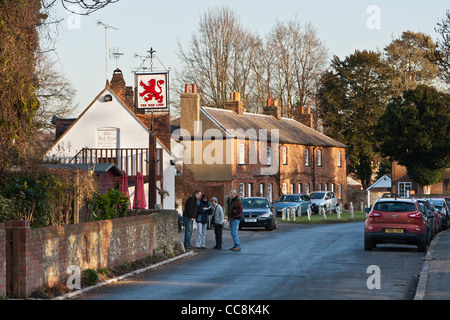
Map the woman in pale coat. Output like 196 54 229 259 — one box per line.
195 194 212 249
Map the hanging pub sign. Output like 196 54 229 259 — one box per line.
135 72 168 110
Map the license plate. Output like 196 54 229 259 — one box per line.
385 228 403 233
245 218 257 222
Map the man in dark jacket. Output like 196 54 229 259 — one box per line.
227 189 243 251
183 190 201 249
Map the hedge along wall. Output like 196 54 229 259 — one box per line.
4 210 178 298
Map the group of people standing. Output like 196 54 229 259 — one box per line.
182 189 243 251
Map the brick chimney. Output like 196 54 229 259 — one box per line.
180 84 201 137
298 106 313 128
263 98 281 120
224 92 244 116
110 68 134 108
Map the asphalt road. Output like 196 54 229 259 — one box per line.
72 221 425 300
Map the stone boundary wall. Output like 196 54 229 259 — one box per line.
0 223 5 297
2 210 177 298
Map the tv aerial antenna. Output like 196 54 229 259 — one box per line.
97 20 118 81
109 47 124 69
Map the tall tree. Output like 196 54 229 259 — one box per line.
317 50 395 189
176 7 256 109
175 8 328 118
435 10 450 85
384 31 440 92
34 53 78 130
376 85 450 193
0 0 42 169
267 20 328 121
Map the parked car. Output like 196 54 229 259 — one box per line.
310 191 338 214
441 197 450 208
417 199 436 244
240 197 276 231
430 198 449 230
417 198 440 240
364 198 428 252
272 194 311 217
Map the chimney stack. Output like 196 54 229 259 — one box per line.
109 68 134 108
263 98 281 120
224 92 244 115
180 83 201 137
298 106 313 128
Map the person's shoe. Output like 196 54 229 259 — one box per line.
231 247 241 251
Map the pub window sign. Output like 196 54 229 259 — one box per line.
136 72 168 110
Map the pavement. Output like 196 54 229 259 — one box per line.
415 228 450 300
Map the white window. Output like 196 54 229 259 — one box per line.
248 183 252 197
267 146 272 166
239 183 245 198
239 143 245 164
324 183 328 191
305 183 310 194
267 183 273 202
259 183 264 197
305 149 309 166
317 183 322 191
398 182 412 198
337 151 341 167
282 183 287 194
282 147 287 165
331 183 335 192
317 149 322 166
298 183 302 194
290 183 294 194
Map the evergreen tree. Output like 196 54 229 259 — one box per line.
317 50 395 189
377 85 450 190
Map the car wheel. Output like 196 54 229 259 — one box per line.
265 218 275 231
364 236 375 251
417 233 427 252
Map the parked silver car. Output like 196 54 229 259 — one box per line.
273 194 311 217
310 191 338 213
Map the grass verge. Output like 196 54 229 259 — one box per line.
278 211 367 224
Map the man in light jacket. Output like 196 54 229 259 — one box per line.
210 197 224 249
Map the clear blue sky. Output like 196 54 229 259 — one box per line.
50 0 449 115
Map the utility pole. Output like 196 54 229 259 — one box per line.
148 113 157 209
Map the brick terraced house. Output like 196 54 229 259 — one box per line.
172 85 348 206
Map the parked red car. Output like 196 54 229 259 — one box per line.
364 198 428 252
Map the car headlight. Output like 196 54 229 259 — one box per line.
259 213 272 219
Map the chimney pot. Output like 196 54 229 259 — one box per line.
192 84 197 93
273 99 278 107
267 98 272 106
185 84 190 93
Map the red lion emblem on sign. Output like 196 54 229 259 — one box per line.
139 79 165 103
